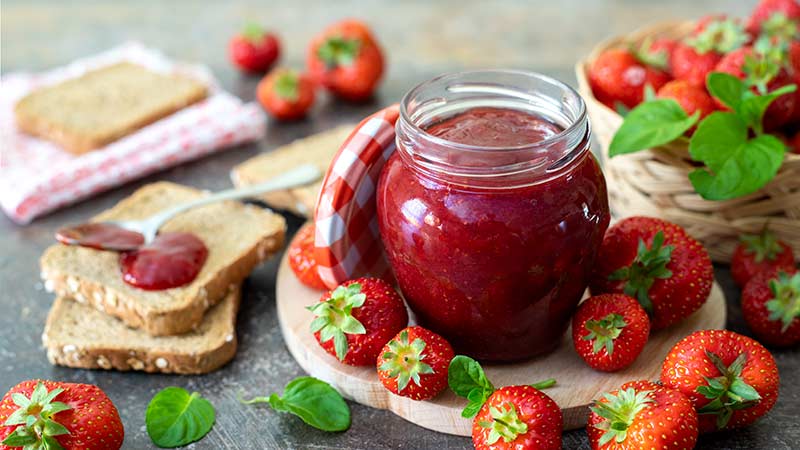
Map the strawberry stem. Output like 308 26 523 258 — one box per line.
530 378 557 390
242 22 265 43
583 313 627 356
480 403 528 444
608 231 674 314
307 283 367 361
766 271 800 332
273 71 300 102
590 387 654 446
317 36 361 68
1 382 71 450
686 17 748 54
740 229 783 263
696 350 762 429
378 329 434 392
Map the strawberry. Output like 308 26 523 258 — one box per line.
747 0 800 36
656 79 717 122
377 326 454 400
731 229 796 287
472 385 561 450
588 48 670 110
228 23 281 74
306 19 385 102
0 380 123 450
742 268 800 347
790 130 800 152
571 294 650 372
671 16 748 87
589 216 713 330
309 277 408 366
587 380 698 449
256 68 315 121
661 329 780 433
287 223 326 290
634 37 676 73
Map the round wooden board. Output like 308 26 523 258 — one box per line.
276 253 726 436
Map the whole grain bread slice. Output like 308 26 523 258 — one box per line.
43 286 241 375
231 124 354 217
41 181 285 336
14 62 208 154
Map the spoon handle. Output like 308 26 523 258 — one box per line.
145 164 322 238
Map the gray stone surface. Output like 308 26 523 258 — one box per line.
1 0 798 449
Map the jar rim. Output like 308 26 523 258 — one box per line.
398 69 588 154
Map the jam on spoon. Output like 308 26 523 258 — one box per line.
56 223 145 251
120 232 208 290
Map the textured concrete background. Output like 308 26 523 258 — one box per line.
2 0 799 449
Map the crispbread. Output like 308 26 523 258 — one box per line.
43 287 241 375
40 182 285 336
231 124 354 217
14 62 208 154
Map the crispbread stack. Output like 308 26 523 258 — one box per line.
40 182 287 374
231 124 354 216
15 62 208 154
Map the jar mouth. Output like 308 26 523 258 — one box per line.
399 69 588 153
396 69 591 183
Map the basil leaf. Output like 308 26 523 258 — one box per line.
689 112 748 172
146 387 215 448
448 355 495 418
707 72 747 111
690 134 785 200
609 99 699 156
739 84 797 133
243 377 350 432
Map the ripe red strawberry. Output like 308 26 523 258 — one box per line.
731 229 796 287
472 385 562 450
656 79 717 122
790 130 800 153
256 68 316 121
742 268 800 347
634 37 676 73
377 326 454 400
0 380 124 450
309 277 408 366
747 0 800 35
588 48 670 110
672 16 748 87
661 329 780 433
589 216 713 330
587 380 698 449
287 223 326 290
228 24 281 73
571 294 650 372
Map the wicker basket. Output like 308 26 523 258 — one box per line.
575 21 800 263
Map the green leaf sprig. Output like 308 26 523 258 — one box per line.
240 376 351 432
146 387 215 448
447 355 555 418
608 71 795 201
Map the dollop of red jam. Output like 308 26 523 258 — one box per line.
120 232 208 290
56 223 145 251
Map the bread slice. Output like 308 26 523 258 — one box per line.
15 62 208 154
231 124 354 217
41 182 285 336
43 287 241 374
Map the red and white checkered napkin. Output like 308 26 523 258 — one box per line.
0 42 266 224
314 104 400 289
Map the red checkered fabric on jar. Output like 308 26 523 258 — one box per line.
313 104 400 289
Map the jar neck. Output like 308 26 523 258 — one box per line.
395 70 590 188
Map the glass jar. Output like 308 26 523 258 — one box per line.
376 70 610 361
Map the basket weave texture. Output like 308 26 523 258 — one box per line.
576 21 800 263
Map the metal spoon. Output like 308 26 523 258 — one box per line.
56 164 322 251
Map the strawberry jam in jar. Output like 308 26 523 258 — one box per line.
377 70 610 361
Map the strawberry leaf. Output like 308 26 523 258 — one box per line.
145 387 215 448
1 382 72 450
609 99 699 157
740 229 783 262
608 231 674 314
766 271 800 332
241 377 350 432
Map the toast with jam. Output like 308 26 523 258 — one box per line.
14 62 208 154
231 124 354 217
40 182 286 336
43 287 241 374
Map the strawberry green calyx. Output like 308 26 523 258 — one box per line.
633 38 669 71
308 283 367 361
741 229 784 262
1 382 72 450
767 271 800 333
318 37 361 68
745 44 785 94
242 23 265 43
608 231 674 314
479 403 528 445
697 351 762 429
378 329 434 392
761 12 800 44
583 313 627 356
687 18 748 54
591 388 654 446
274 71 300 102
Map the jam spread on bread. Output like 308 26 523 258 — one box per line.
120 232 208 290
